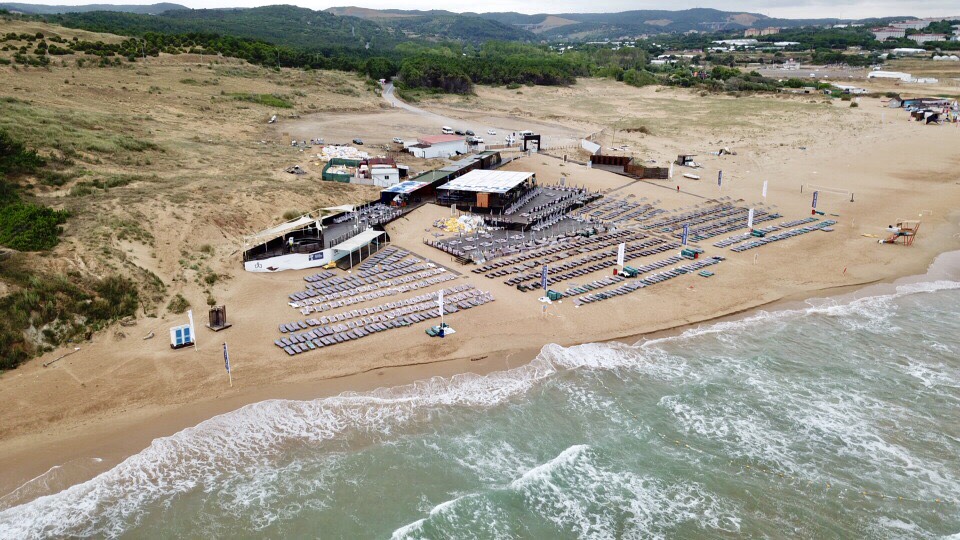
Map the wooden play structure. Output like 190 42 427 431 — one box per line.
880 220 920 245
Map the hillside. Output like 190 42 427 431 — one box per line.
0 2 184 15
49 5 397 52
0 18 385 365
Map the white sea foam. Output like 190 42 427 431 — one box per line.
393 444 738 539
2 278 958 538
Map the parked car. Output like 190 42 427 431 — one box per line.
392 137 404 144
352 138 364 145
487 129 496 135
465 129 475 136
442 126 454 134
474 137 484 144
455 129 465 135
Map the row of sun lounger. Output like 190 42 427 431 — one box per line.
712 225 782 248
562 255 681 295
641 203 737 230
291 268 449 307
303 270 338 283
275 290 496 356
356 246 407 273
293 261 439 299
730 221 836 252
296 272 458 314
676 210 782 242
490 232 652 281
778 217 819 228
472 229 635 274
508 238 681 288
572 256 724 306
280 285 480 332
563 274 627 296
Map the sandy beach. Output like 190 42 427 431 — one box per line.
2 74 960 504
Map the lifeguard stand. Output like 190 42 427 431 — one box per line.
880 220 920 245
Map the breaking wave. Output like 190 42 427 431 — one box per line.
1 277 959 538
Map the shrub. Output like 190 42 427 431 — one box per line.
0 201 69 251
228 93 293 108
167 293 190 314
0 129 45 177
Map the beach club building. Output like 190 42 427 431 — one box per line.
408 135 469 159
436 170 536 211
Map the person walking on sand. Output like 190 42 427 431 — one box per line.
677 185 680 192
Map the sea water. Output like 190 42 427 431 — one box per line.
1 279 959 539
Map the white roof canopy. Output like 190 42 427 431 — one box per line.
244 215 318 246
323 204 357 213
331 229 386 254
437 170 534 194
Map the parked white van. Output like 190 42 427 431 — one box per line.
441 126 454 134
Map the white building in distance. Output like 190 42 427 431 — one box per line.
407 135 469 159
872 27 906 40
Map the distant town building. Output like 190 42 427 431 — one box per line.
892 48 929 55
407 135 468 160
910 33 948 44
744 27 780 37
782 58 801 70
712 39 759 47
872 27 906 40
891 20 931 31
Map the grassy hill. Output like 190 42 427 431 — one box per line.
0 2 184 15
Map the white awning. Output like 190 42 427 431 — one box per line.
323 204 357 213
245 215 317 246
331 229 386 254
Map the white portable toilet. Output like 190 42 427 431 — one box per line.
170 324 194 349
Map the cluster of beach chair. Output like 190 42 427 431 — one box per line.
576 197 666 224
332 203 401 227
291 262 442 300
293 270 457 314
356 246 407 274
713 225 782 248
473 229 635 276
730 220 837 252
571 256 724 306
506 237 681 289
562 255 679 296
524 189 588 223
274 285 495 356
675 208 781 242
503 187 543 215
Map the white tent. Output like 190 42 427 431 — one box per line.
244 215 318 246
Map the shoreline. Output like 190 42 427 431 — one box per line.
4 249 959 506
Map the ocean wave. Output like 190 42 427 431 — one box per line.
0 359 559 539
646 279 960 347
392 444 738 539
2 279 958 537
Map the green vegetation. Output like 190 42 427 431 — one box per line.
0 200 69 250
227 92 293 108
167 293 190 314
0 256 139 370
396 42 590 93
0 130 69 251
